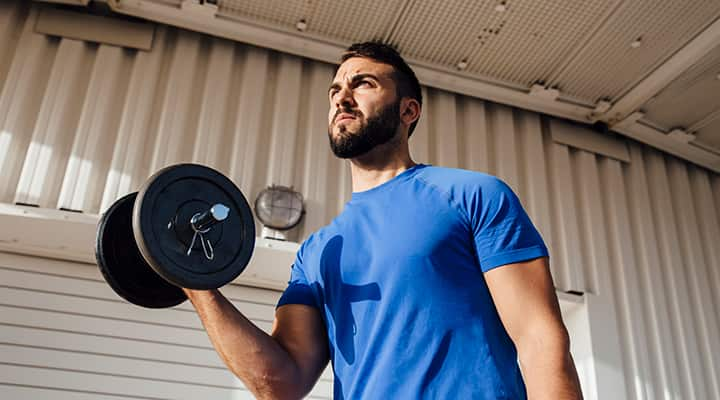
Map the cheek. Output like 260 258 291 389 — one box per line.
358 98 384 118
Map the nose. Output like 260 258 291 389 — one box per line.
334 85 356 109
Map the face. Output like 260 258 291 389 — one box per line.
327 57 402 159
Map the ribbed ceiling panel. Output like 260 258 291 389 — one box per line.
218 0 404 44
390 0 617 89
642 43 720 131
552 0 720 103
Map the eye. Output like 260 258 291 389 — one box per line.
357 80 372 88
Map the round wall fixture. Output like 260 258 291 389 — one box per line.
254 185 305 231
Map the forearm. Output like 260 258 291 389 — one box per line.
184 289 305 399
518 335 583 400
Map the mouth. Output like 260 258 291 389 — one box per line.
334 112 358 123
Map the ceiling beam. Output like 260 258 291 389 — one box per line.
688 108 720 133
614 121 720 172
601 16 720 125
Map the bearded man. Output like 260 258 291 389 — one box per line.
183 42 583 400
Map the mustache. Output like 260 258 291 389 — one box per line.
333 108 361 122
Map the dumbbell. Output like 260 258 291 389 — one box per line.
95 164 255 308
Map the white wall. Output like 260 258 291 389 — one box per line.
1 2 719 399
0 252 333 399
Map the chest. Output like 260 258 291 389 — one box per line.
311 199 475 287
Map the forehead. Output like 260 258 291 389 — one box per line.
333 57 395 82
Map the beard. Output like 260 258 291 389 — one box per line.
328 100 401 159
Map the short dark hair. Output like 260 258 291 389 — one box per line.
340 41 422 137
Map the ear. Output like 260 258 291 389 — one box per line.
399 97 421 127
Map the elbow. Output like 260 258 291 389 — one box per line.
516 322 571 365
515 323 583 399
237 365 307 400
252 373 297 400
549 323 571 353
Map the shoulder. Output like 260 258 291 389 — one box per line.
414 165 514 203
413 166 525 230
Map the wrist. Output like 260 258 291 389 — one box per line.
183 287 220 303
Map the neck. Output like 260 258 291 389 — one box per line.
348 135 416 193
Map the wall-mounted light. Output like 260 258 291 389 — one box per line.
495 1 507 12
296 19 308 32
254 185 305 241
456 59 469 70
630 37 643 48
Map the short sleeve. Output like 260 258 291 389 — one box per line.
469 177 548 272
276 239 321 309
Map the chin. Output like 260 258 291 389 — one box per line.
333 125 356 137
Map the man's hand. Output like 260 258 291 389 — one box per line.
184 289 329 399
484 257 583 400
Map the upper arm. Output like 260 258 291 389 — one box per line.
485 259 585 398
271 304 329 394
484 257 568 349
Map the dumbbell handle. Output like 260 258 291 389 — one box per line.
190 203 229 232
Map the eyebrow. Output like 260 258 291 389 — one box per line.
328 73 380 93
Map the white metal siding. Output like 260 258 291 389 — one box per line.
1 3 719 400
0 252 333 399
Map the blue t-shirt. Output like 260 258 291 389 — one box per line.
278 164 548 399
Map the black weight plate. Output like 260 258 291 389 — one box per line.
133 164 255 290
95 192 187 308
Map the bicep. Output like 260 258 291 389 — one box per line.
271 304 329 391
484 257 568 347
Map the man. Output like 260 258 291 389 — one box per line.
184 42 583 399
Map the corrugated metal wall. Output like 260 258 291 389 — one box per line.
1 3 719 399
